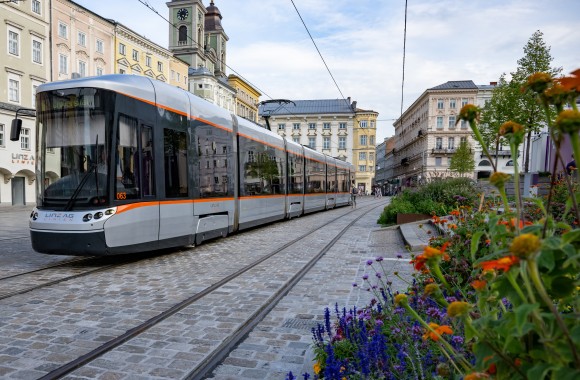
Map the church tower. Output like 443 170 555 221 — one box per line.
167 0 207 68
204 1 228 77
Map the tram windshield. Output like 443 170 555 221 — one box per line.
36 87 115 210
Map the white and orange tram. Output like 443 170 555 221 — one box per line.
20 75 355 255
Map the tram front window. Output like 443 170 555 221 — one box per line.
37 88 114 210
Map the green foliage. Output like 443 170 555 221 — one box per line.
449 140 476 175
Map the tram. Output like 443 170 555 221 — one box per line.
14 75 355 255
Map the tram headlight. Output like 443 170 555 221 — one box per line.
31 212 38 221
105 209 115 215
83 213 93 222
94 212 103 220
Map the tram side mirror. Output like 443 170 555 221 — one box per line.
10 119 22 141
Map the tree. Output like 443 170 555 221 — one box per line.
449 140 475 176
510 30 562 172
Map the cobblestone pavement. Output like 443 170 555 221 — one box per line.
0 197 416 380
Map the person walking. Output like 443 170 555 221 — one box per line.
566 154 576 176
351 184 358 208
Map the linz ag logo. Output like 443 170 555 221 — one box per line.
45 212 75 221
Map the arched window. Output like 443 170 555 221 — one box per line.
506 160 514 166
179 26 188 44
478 160 491 167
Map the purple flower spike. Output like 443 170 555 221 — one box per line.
366 259 374 266
352 282 358 287
362 274 369 280
376 256 384 262
375 272 382 278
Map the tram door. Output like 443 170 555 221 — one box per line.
11 176 25 205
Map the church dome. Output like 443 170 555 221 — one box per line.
205 1 223 32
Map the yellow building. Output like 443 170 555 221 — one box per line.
353 108 378 194
113 22 188 89
227 75 261 123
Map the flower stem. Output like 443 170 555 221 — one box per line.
527 259 580 368
510 142 522 231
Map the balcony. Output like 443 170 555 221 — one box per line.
432 148 456 154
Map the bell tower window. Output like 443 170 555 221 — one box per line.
179 26 188 45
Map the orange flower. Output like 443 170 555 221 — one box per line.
457 104 480 124
558 68 580 92
412 242 450 271
555 109 580 134
498 218 533 230
510 233 541 258
471 279 487 291
464 373 490 380
422 322 453 341
523 72 552 94
479 255 520 272
450 210 460 217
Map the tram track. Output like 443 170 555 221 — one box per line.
36 200 385 380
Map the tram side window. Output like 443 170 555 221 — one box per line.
164 129 188 198
239 136 285 196
288 153 304 194
116 115 139 200
327 165 337 192
195 124 234 198
141 126 154 196
305 158 325 194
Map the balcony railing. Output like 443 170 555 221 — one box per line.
432 148 456 154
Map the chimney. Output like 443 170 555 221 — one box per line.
490 81 497 86
351 101 357 110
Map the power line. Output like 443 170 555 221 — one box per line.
399 0 408 127
289 0 347 102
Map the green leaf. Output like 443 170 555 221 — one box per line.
536 249 556 272
554 368 580 380
527 363 555 379
571 325 580 346
562 229 580 245
543 236 562 250
470 231 485 261
515 303 539 335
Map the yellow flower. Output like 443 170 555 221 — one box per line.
447 301 471 318
489 171 511 188
394 293 408 306
424 283 439 295
499 121 524 136
457 104 480 124
523 72 552 94
543 82 570 108
313 362 321 375
510 233 541 258
555 109 580 134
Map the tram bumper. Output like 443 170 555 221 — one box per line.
31 229 107 256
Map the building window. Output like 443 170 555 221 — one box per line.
21 128 30 150
435 157 442 166
369 152 375 161
132 49 139 61
323 137 330 149
437 99 444 109
96 67 103 76
59 54 68 74
157 61 163 71
339 136 346 149
96 39 104 54
119 43 126 55
436 137 443 149
448 137 455 149
359 152 367 160
293 123 300 130
278 123 285 130
32 39 42 63
436 116 444 129
58 22 68 39
370 136 375 145
32 83 39 107
308 123 316 130
360 120 367 128
449 99 456 109
370 120 375 128
506 160 514 167
360 135 367 145
359 165 366 172
460 137 467 144
119 68 126 74
308 137 315 149
462 98 469 107
77 31 86 47
145 56 152 67
8 30 19 56
32 0 41 14
323 122 331 129
78 60 86 77
293 137 300 143
448 115 456 129
339 122 346 129
0 124 4 147
9 78 20 103
460 120 468 129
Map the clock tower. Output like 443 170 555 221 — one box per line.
167 0 207 68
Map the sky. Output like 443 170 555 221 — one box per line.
73 0 580 142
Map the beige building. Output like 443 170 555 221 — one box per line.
228 75 260 123
0 0 50 205
52 0 116 80
391 80 481 187
353 108 378 193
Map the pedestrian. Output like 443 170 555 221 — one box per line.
566 154 576 175
351 184 358 208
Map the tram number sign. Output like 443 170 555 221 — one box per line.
116 192 127 200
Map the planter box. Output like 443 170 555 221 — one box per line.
396 213 432 225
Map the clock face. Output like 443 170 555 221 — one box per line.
177 8 188 20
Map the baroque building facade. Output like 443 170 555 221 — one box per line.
353 108 378 193
227 74 260 123
0 0 50 205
